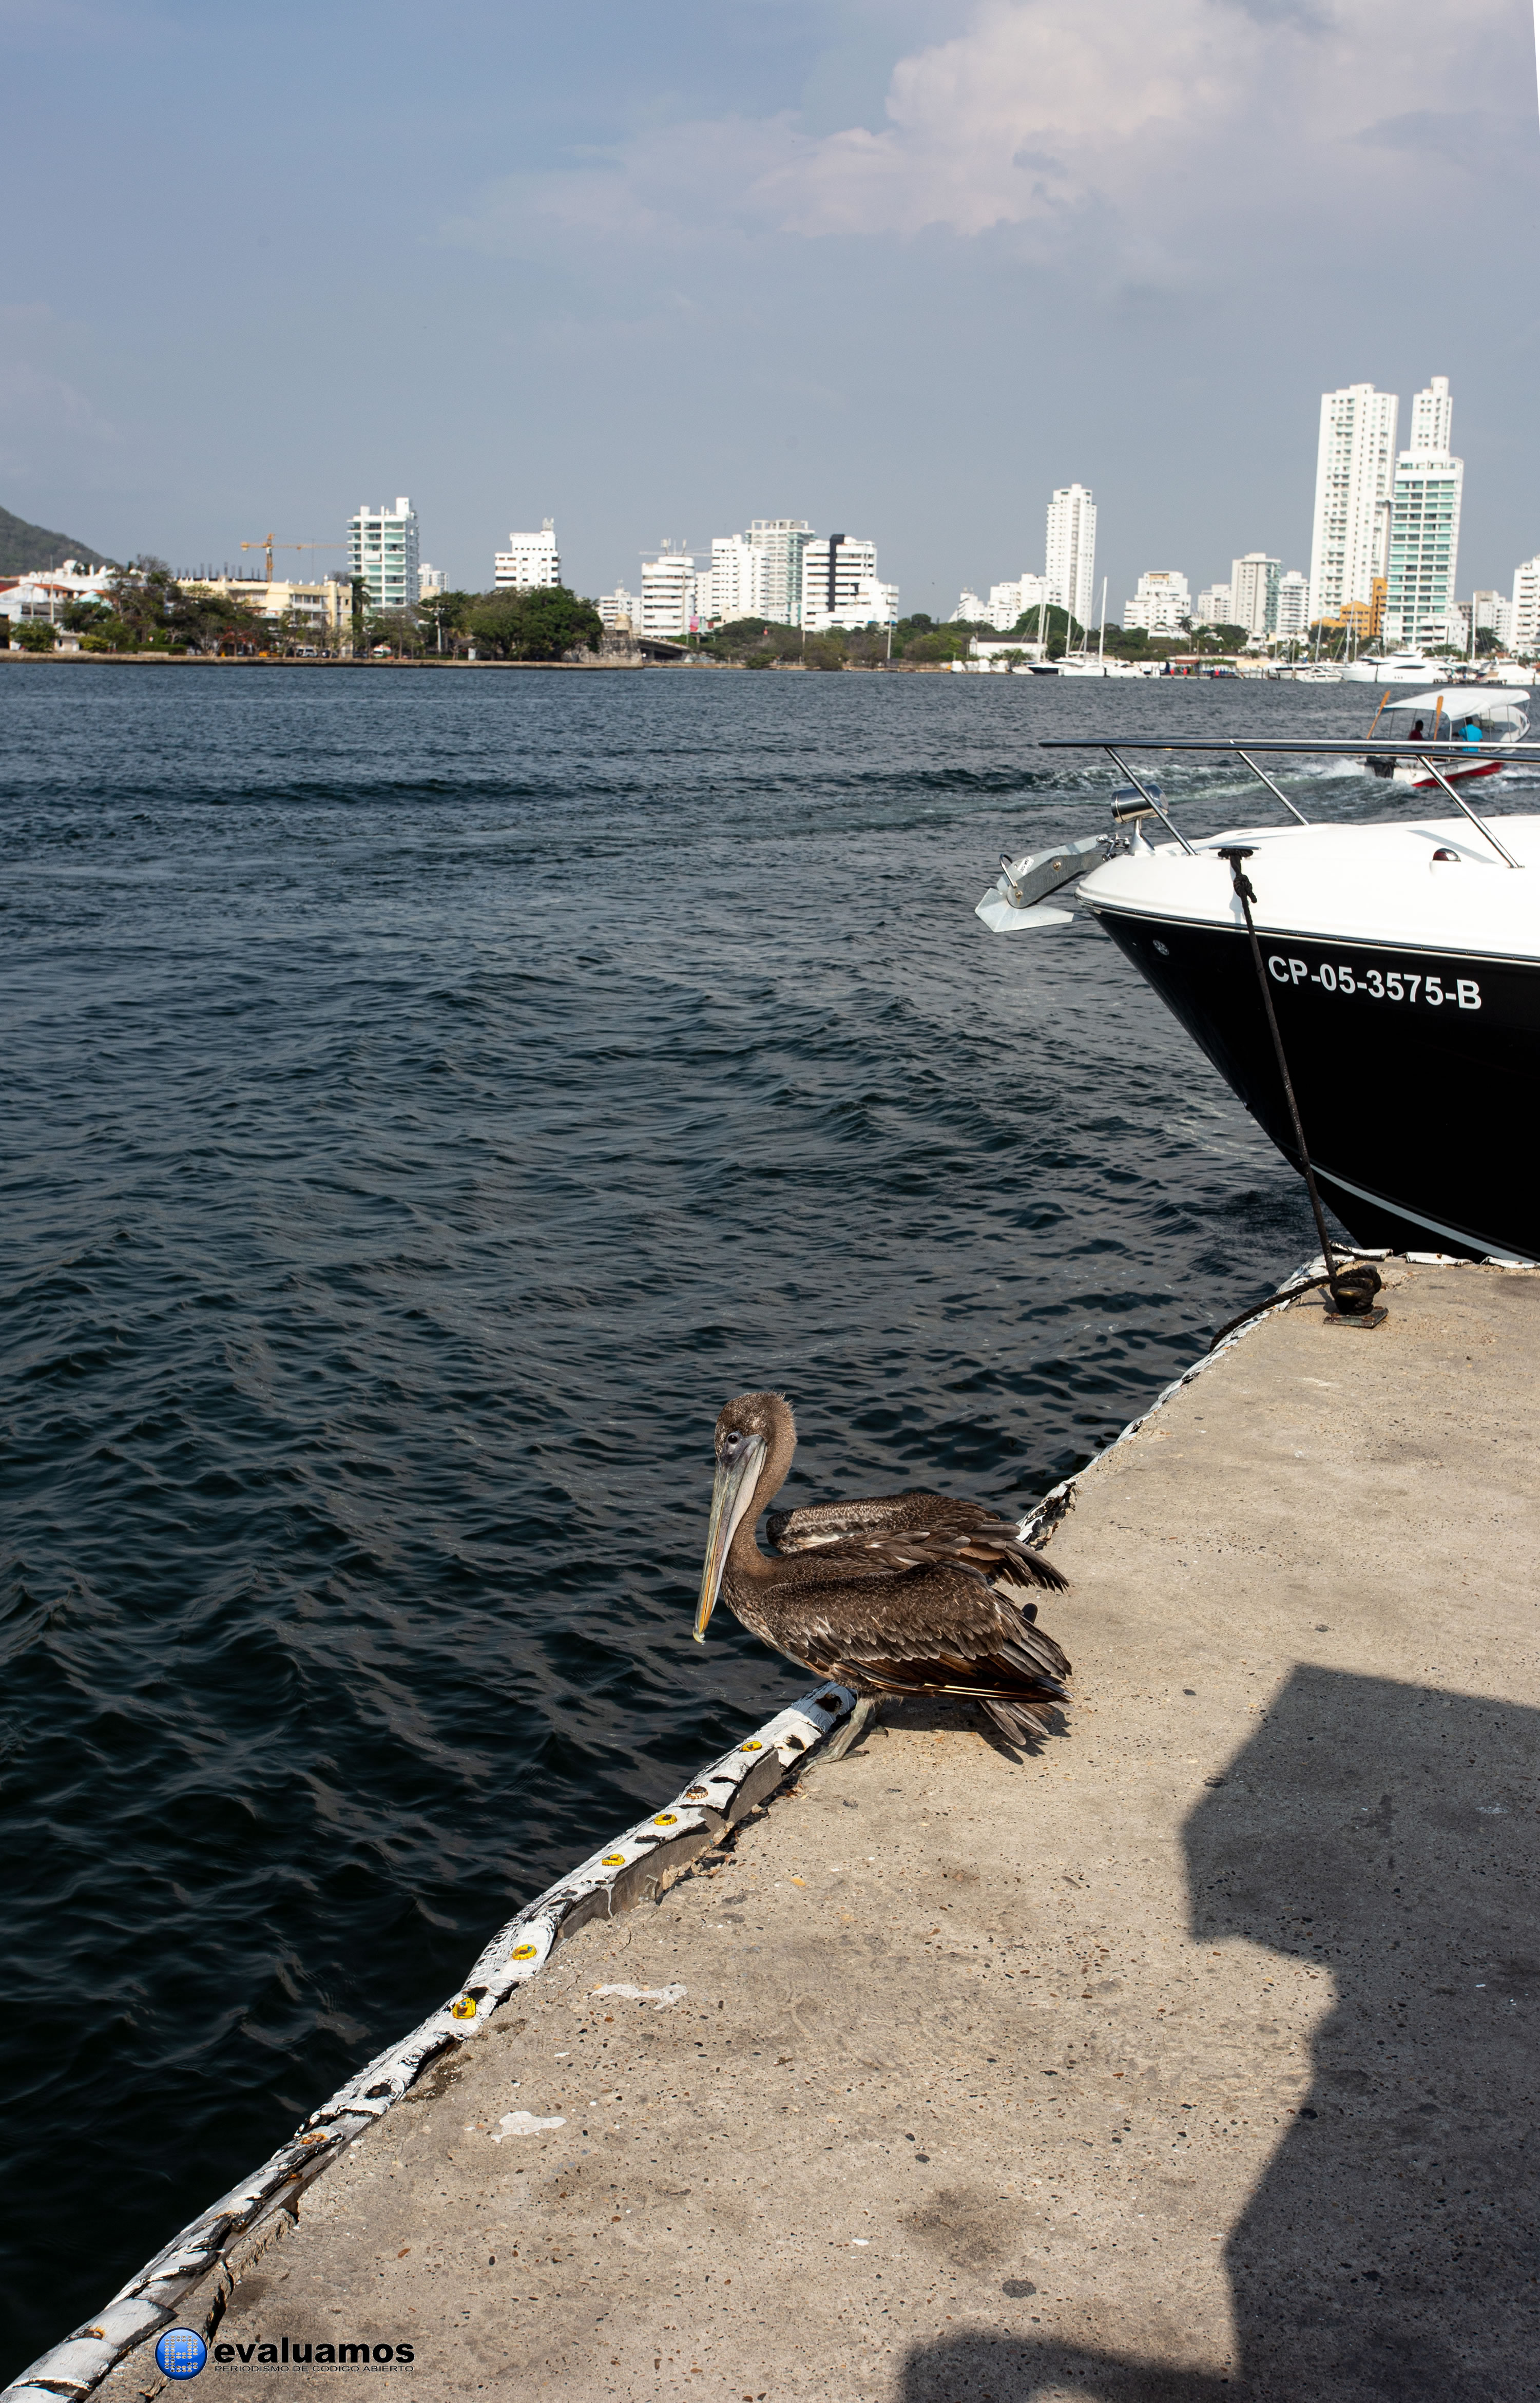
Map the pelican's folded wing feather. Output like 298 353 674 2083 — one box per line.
767 1507 1066 1594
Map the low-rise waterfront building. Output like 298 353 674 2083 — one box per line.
598 586 641 633
349 499 420 612
493 521 561 591
177 576 354 640
986 573 1050 632
0 561 115 629
1123 569 1190 638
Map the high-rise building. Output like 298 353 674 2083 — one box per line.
741 520 814 625
701 535 771 627
1383 380 1463 650
1230 553 1282 639
640 548 697 639
1195 584 1233 627
1307 385 1398 625
349 498 420 612
1274 571 1311 641
1123 570 1190 638
1471 589 1513 650
494 521 561 590
802 535 895 631
418 564 446 599
949 590 986 624
1510 558 1540 653
1045 485 1096 627
1410 374 1452 455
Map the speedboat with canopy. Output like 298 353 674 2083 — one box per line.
974 732 1540 1262
1365 688 1528 788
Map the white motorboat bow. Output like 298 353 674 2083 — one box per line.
974 734 1540 1261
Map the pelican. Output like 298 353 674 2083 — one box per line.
694 1391 1070 1760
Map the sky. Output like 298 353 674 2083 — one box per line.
4 0 1538 614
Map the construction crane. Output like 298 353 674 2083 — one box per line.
239 536 346 582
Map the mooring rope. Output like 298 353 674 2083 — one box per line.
1215 845 1382 1331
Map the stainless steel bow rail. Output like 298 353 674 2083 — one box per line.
1038 736 1534 871
1 1683 855 2403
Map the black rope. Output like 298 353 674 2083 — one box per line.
1215 848 1381 1323
1202 1264 1380 1352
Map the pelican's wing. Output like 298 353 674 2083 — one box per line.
776 1571 1072 1709
769 1504 1067 1595
767 1490 989 1547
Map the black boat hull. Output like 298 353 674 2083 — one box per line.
1091 905 1540 1260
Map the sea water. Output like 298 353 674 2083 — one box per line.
2 661 1398 2369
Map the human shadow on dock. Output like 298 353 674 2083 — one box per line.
897 1666 1540 2403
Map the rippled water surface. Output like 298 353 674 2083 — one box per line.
2 661 1419 2370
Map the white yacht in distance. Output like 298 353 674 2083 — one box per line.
1341 650 1443 684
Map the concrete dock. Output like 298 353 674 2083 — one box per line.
95 1261 1539 2402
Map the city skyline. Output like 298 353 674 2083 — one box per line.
2 5 1535 621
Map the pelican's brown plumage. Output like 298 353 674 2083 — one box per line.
694 1391 1070 1758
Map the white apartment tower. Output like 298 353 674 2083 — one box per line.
349 498 420 612
702 535 771 626
640 548 697 639
1122 571 1190 638
1410 375 1452 455
1195 584 1233 627
801 535 896 631
1045 485 1096 629
1307 385 1398 624
1274 571 1311 641
1230 553 1282 639
987 573 1050 632
744 519 814 625
1383 378 1463 650
494 521 561 591
1509 558 1540 653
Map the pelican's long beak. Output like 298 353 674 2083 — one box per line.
695 1436 766 1642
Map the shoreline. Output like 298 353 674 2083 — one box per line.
16 1251 1539 2400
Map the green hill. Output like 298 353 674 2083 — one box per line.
0 503 114 577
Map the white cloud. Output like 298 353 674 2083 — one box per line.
451 0 1527 263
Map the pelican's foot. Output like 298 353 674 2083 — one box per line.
822 1695 879 1762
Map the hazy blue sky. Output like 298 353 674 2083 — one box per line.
4 0 1536 612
